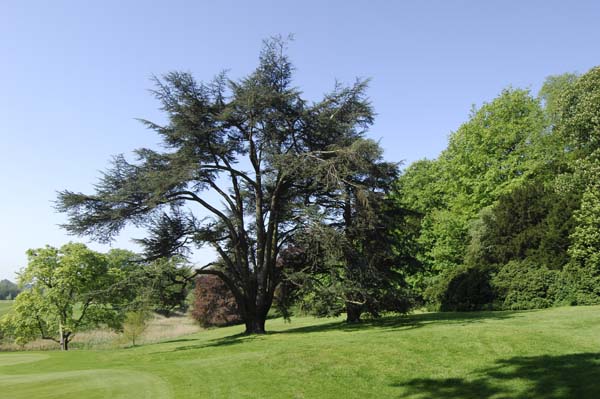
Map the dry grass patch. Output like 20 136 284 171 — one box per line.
136 314 202 345
1 313 202 351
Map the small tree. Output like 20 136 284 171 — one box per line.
123 310 150 346
1 243 125 350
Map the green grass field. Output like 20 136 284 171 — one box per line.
0 300 13 316
1 305 599 398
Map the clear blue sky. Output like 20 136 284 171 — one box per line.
1 0 599 280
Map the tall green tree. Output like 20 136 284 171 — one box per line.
441 88 546 212
286 140 407 322
555 67 600 163
554 67 600 304
56 37 377 334
466 181 578 270
1 243 125 350
394 89 547 278
539 72 579 126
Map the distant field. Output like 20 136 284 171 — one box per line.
1 305 600 398
0 300 13 316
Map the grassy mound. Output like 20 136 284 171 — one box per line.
1 306 600 398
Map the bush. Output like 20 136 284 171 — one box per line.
425 265 495 311
492 261 559 310
191 275 241 327
553 264 600 306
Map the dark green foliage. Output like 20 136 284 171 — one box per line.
554 264 600 306
467 181 578 270
86 248 193 317
133 211 196 261
285 191 413 322
141 257 193 316
425 265 495 311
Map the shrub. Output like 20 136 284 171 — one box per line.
191 275 241 328
554 264 600 306
425 265 495 311
492 260 559 310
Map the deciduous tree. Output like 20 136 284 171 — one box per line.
1 243 124 350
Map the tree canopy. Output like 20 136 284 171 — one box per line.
1 243 126 350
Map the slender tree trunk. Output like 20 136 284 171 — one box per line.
60 333 69 351
59 323 70 351
342 192 363 325
346 302 362 324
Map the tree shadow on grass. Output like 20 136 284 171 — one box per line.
273 310 523 335
155 310 522 353
394 352 600 399
154 333 259 353
158 338 199 344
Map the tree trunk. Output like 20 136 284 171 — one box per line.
60 334 69 351
236 271 275 335
59 323 70 351
346 302 362 324
244 315 266 334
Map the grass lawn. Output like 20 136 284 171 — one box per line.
1 305 599 398
0 300 13 316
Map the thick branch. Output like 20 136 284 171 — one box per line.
200 164 257 189
168 191 239 242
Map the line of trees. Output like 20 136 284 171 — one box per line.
392 67 600 311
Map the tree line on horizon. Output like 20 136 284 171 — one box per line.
1 37 599 349
0 279 20 300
